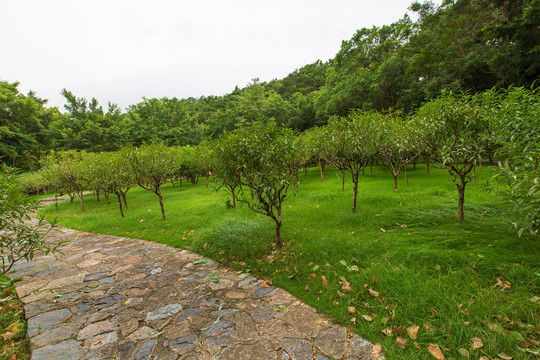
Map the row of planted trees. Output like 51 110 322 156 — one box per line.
19 87 539 244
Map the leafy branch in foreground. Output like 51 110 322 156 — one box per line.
0 165 60 275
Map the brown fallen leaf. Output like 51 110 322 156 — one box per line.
261 281 273 288
372 343 383 358
530 296 540 303
382 328 393 336
337 290 345 297
381 316 390 324
340 280 352 291
309 273 317 280
321 276 329 288
304 285 310 292
414 342 420 349
469 337 483 350
1 329 21 342
428 344 445 360
362 315 373 322
458 348 470 358
93 339 106 346
493 277 511 291
396 337 408 349
407 324 419 340
479 357 489 360
347 306 356 314
498 352 513 360
368 288 379 298
350 317 357 324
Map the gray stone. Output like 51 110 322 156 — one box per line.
35 267 58 277
168 335 196 351
216 341 277 360
348 334 374 360
146 303 183 321
84 272 108 281
211 309 236 317
316 356 329 360
201 320 234 336
250 306 275 323
159 270 175 278
135 339 156 360
98 277 115 284
118 341 136 359
56 292 81 303
87 331 118 351
315 326 347 358
175 308 202 322
30 323 80 349
31 339 84 360
208 327 234 347
178 274 196 283
255 286 276 296
108 281 140 293
146 275 158 281
77 321 117 340
74 302 92 314
127 326 158 341
238 277 259 288
24 301 57 318
27 308 72 337
95 294 124 306
150 267 162 275
281 337 313 360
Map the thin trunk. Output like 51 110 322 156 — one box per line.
318 160 324 182
230 185 237 210
341 170 345 191
458 184 465 222
171 179 175 187
382 162 385 171
304 166 309 176
180 178 183 187
96 190 100 202
205 176 209 188
79 188 84 212
404 164 408 185
105 192 110 204
370 159 373 177
157 189 166 221
412 160 417 171
122 192 128 208
479 160 482 171
275 207 283 247
426 161 430 176
352 172 359 212
70 193 75 203
116 192 125 217
393 175 398 192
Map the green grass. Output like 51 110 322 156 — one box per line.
41 165 539 359
0 276 29 360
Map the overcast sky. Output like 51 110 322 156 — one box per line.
2 0 434 111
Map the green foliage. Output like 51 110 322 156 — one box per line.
214 120 298 245
0 165 59 275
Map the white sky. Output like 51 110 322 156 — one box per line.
1 0 435 111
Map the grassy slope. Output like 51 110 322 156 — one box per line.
42 165 539 359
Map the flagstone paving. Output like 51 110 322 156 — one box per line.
9 201 379 360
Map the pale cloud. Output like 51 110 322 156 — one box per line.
1 0 433 110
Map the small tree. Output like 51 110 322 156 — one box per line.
214 120 297 246
1 165 60 275
414 92 490 221
325 111 382 211
124 143 177 221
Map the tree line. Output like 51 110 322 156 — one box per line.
2 0 538 170
17 87 539 243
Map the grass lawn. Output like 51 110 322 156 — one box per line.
41 164 539 359
0 276 29 360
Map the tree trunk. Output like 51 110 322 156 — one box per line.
116 192 125 218
122 192 128 208
96 190 100 202
404 164 408 185
229 185 236 210
341 170 345 192
351 172 359 212
69 193 75 203
393 175 398 192
205 175 209 188
157 189 166 221
105 192 110 204
171 179 175 187
412 160 417 171
457 184 465 222
275 220 282 247
319 160 324 182
370 159 373 177
79 188 84 212
426 161 430 176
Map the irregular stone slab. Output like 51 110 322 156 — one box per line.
31 339 84 360
95 294 125 306
85 330 118 351
85 272 108 281
255 285 276 296
250 306 276 323
30 323 80 349
150 267 162 275
98 277 115 284
76 259 100 268
168 334 196 351
225 290 247 299
24 301 58 319
348 334 374 360
27 308 72 337
175 308 203 322
77 320 117 340
134 339 156 360
201 319 233 336
146 303 183 321
127 326 159 341
44 273 85 290
315 326 348 358
208 327 234 347
238 277 259 288
216 341 277 360
281 337 313 360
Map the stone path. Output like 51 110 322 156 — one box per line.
9 202 379 360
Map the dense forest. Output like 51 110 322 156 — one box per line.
1 0 538 170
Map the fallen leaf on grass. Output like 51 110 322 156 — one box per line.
470 337 483 350
498 353 513 360
396 337 408 349
382 328 393 336
321 276 328 288
362 315 373 322
479 357 489 360
493 277 511 291
340 280 352 291
1 329 21 341
407 324 419 340
428 344 445 360
304 285 310 292
368 288 379 298
261 281 273 288
372 343 382 358
5 322 20 332
530 296 540 303
347 307 356 314
350 317 357 324
381 316 390 324
458 348 470 358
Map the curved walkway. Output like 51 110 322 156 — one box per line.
10 201 378 360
